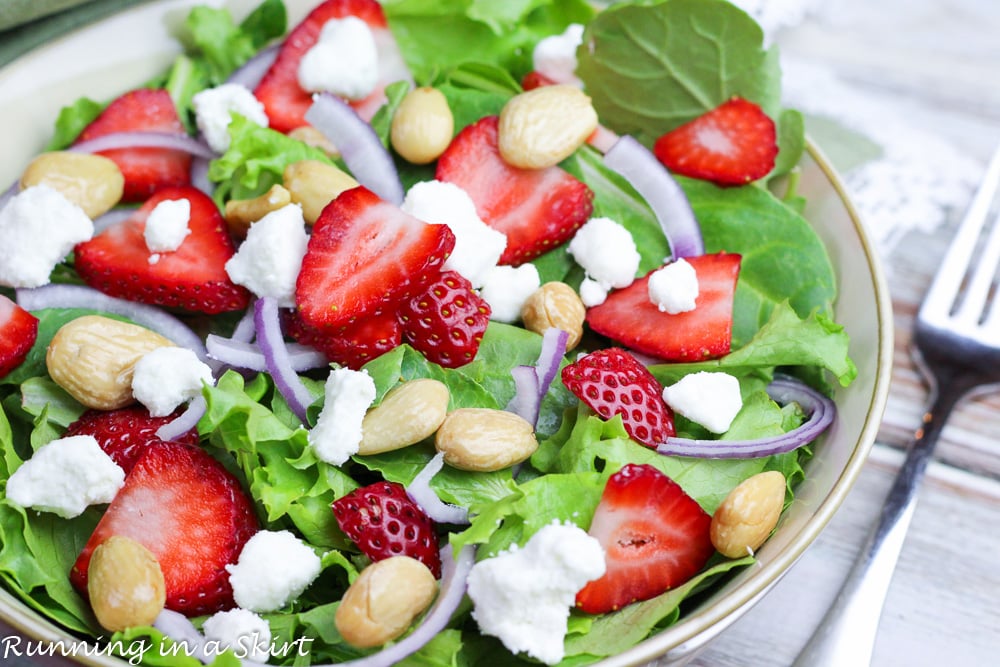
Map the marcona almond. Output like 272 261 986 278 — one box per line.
224 184 293 238
21 151 124 218
521 281 586 350
289 126 340 157
88 535 166 632
47 315 175 410
711 470 786 558
335 556 437 648
283 159 358 223
435 407 538 472
390 87 455 165
359 379 450 455
498 85 598 169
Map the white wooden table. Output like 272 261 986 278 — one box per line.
684 1 1000 665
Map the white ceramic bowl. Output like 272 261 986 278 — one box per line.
0 1 894 665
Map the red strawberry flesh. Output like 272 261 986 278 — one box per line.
0 295 38 379
398 270 491 368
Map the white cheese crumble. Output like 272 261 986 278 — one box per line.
567 217 640 299
0 184 94 288
5 435 124 519
298 17 379 101
532 23 585 86
202 608 272 662
193 82 270 154
143 198 191 253
662 371 744 434
227 530 322 613
225 203 308 307
131 347 215 417
401 180 507 289
308 367 376 466
578 276 608 307
648 258 699 314
479 264 541 323
466 521 606 665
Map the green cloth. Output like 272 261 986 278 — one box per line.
0 0 153 67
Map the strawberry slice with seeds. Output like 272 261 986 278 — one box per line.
64 405 199 474
0 295 38 380
74 88 192 201
575 463 714 614
74 186 250 314
652 97 778 187
331 480 441 577
283 308 402 370
586 253 741 362
254 0 409 131
398 270 491 369
70 441 259 617
294 186 455 332
561 347 675 447
435 115 594 265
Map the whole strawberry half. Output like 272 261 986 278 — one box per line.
294 186 455 332
254 0 408 130
70 441 259 617
561 347 675 447
0 295 38 379
398 270 491 369
74 186 250 314
74 88 192 201
586 252 741 362
575 463 714 614
436 115 594 265
283 308 402 370
652 97 778 187
64 405 200 474
331 480 441 577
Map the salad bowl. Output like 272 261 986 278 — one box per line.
0 0 893 665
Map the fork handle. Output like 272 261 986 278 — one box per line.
791 387 962 667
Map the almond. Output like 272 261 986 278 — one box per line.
521 281 587 350
390 86 455 165
21 151 124 218
359 379 450 455
435 407 538 472
88 535 166 632
223 184 293 238
283 159 358 224
497 85 598 169
711 470 786 558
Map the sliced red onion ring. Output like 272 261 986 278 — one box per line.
231 305 258 343
70 131 215 161
656 375 836 459
190 155 213 195
15 284 207 360
505 327 569 426
207 334 328 372
604 135 703 259
407 452 470 525
505 365 540 423
226 44 279 89
153 609 268 667
332 544 476 667
304 93 404 205
587 124 619 154
92 207 135 234
156 395 206 442
253 296 316 424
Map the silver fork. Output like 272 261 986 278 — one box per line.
793 144 1000 667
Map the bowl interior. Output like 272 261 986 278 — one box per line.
0 1 894 665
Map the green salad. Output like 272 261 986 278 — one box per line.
0 0 857 665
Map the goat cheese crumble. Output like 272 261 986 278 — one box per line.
308 367 377 465
567 217 640 305
193 83 269 154
226 530 322 613
298 17 378 100
662 371 744 434
479 263 541 323
143 198 191 254
224 203 308 307
131 347 215 417
202 608 272 662
532 23 584 86
648 258 699 314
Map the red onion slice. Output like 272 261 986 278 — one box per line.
190 155 213 194
226 44 279 89
253 296 316 424
206 334 327 372
70 131 216 161
156 395 206 442
304 93 404 205
505 327 569 427
15 284 207 360
656 375 836 459
231 305 258 343
153 610 214 664
603 135 703 259
92 207 135 234
505 365 540 424
407 452 470 525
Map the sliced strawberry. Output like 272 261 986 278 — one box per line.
331 480 441 577
435 115 593 266
70 441 259 617
254 0 408 131
652 97 778 187
74 186 251 314
294 186 455 332
398 270 491 369
521 70 557 91
0 295 38 379
575 463 714 614
561 348 675 447
283 308 402 370
74 88 192 201
64 405 199 474
586 253 741 362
